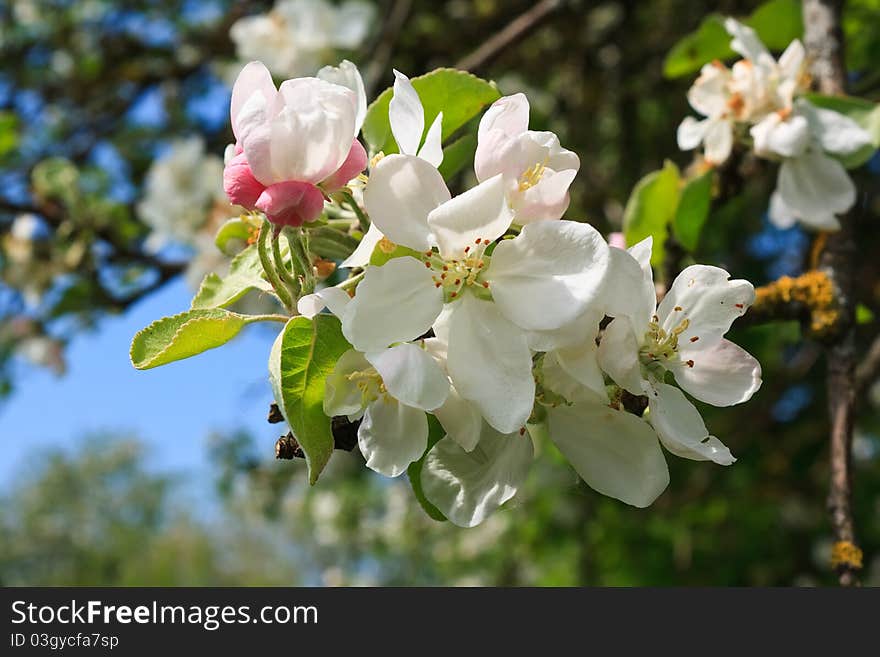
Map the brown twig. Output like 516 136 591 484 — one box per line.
455 0 565 73
855 332 880 397
803 0 862 586
363 0 413 98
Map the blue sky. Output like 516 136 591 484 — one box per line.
0 278 279 489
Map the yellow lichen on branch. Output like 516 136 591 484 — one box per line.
751 270 838 336
830 540 863 571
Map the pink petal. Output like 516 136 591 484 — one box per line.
223 152 265 209
256 181 325 227
321 139 368 192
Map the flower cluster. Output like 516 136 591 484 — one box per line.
222 61 762 527
678 18 873 231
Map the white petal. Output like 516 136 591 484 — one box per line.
446 295 535 434
672 339 762 406
363 154 450 251
645 382 735 465
324 349 371 417
230 61 276 141
776 151 854 230
604 245 656 329
687 62 731 117
342 256 443 352
513 167 577 223
677 116 709 151
596 317 644 395
627 236 654 275
801 101 874 156
366 343 449 411
433 385 484 452
389 69 424 156
340 223 384 269
657 264 754 349
526 308 603 352
418 111 444 167
778 40 806 87
724 18 770 62
543 348 608 404
475 93 530 181
359 399 428 477
750 112 810 158
703 118 734 165
549 403 669 507
421 426 533 527
427 174 513 258
317 59 367 134
768 190 799 229
489 220 611 331
297 286 351 319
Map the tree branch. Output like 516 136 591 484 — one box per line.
455 0 565 73
803 0 862 586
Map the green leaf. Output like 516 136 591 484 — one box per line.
856 303 875 325
664 0 803 78
0 112 18 159
407 415 447 522
623 161 681 266
804 93 880 168
191 243 273 310
663 15 731 79
306 225 360 261
214 217 255 255
747 0 803 50
362 68 500 156
131 309 259 370
673 171 713 252
437 133 477 180
269 315 351 484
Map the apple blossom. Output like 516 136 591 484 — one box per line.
223 60 368 226
474 93 579 223
344 154 610 432
388 70 444 167
324 342 449 477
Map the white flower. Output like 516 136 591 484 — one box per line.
229 0 375 79
676 62 737 165
343 155 610 432
595 241 761 464
420 423 534 528
474 93 579 223
137 136 228 252
324 343 449 477
389 70 444 167
754 99 873 230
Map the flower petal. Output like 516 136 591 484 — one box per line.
475 93 530 181
324 349 371 417
677 116 709 151
543 348 608 404
703 118 734 165
775 151 854 230
489 219 611 331
604 245 656 330
223 152 265 209
255 180 325 226
341 256 443 352
596 316 644 395
366 343 449 411
359 399 428 477
724 18 770 62
548 403 669 507
297 286 352 319
433 385 484 452
341 223 384 269
363 154 450 251
317 59 367 134
645 382 735 465
750 112 810 158
427 174 512 258
320 139 368 191
418 111 444 167
421 427 533 527
230 61 276 142
801 101 874 156
446 295 534 434
672 338 762 406
389 69 424 156
514 167 577 223
656 264 754 349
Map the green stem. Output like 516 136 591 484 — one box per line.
338 271 365 291
246 314 292 323
258 220 294 312
271 229 302 300
286 227 316 295
341 190 370 233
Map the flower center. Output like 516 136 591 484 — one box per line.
423 237 492 302
347 367 387 405
640 313 693 374
518 158 549 192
